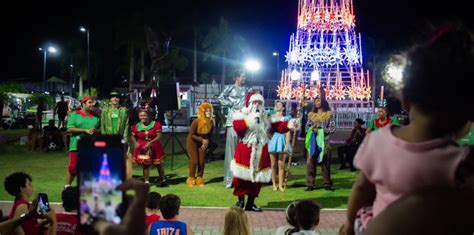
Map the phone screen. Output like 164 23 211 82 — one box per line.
37 193 50 214
78 135 125 227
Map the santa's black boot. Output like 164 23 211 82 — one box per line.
245 196 263 212
235 196 245 209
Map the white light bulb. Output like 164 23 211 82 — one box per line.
290 70 300 80
48 46 57 53
311 70 320 81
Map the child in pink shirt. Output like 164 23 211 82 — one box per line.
341 25 474 235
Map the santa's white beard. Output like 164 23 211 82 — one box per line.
242 108 269 146
247 102 260 114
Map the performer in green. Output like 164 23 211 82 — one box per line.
100 91 131 178
65 96 100 187
100 91 129 138
366 107 400 134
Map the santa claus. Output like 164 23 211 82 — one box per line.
231 92 298 212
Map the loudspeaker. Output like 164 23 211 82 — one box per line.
158 82 180 111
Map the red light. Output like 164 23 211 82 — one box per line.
94 141 106 147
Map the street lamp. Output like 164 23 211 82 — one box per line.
244 59 261 87
272 51 280 79
39 45 58 92
244 59 261 73
48 46 57 53
79 26 91 94
69 64 74 97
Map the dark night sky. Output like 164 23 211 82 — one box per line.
3 0 473 93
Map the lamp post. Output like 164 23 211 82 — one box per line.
273 51 280 79
39 46 57 92
69 64 74 97
80 26 91 94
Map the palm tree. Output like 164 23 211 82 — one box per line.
144 25 172 84
29 93 53 128
0 92 6 116
202 17 247 90
189 6 206 84
60 37 103 97
365 36 387 102
159 48 189 82
114 12 147 92
60 38 85 95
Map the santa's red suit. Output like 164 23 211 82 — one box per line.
230 93 292 202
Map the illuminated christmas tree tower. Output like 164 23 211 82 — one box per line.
282 0 371 102
98 153 112 190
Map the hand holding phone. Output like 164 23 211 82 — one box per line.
78 135 125 231
37 193 50 215
94 179 148 235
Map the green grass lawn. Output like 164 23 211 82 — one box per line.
0 129 28 141
0 129 357 209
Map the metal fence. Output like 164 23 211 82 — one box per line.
329 100 376 129
330 100 376 129
333 111 376 129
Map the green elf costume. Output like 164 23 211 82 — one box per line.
100 91 131 178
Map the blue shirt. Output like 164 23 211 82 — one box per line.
149 219 187 235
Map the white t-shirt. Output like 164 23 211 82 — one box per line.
275 225 294 235
291 230 319 235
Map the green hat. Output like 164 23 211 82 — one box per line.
109 91 120 98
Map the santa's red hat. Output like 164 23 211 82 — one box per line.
245 91 255 107
248 93 264 106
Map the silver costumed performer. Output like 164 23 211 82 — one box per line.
217 70 251 188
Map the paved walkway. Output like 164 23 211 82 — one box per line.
180 208 345 235
1 204 345 235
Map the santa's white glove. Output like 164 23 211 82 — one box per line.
246 112 260 128
270 115 284 123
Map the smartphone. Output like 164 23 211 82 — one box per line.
37 193 50 214
77 135 125 230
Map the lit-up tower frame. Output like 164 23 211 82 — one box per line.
279 0 372 103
